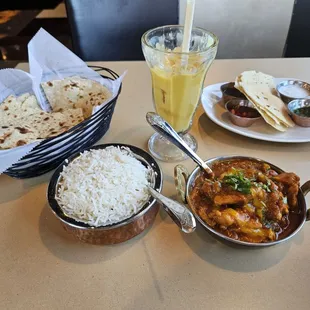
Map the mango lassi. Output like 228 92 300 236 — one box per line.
151 65 207 133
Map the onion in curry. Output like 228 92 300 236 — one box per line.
190 159 300 243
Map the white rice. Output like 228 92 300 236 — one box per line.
56 146 151 226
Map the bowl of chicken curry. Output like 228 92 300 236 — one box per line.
175 156 310 246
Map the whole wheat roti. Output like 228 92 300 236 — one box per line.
0 94 41 125
0 106 84 149
41 76 112 118
26 108 84 138
0 124 39 149
235 71 295 131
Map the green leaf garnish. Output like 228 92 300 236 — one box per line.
222 170 252 194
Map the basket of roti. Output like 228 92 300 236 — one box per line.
0 29 123 178
234 70 295 131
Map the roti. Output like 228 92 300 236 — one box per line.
41 76 112 118
24 108 84 138
235 71 295 131
0 125 39 149
0 94 41 125
0 92 85 149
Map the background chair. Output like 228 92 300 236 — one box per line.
65 0 179 61
283 0 310 57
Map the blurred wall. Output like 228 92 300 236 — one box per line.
179 0 295 59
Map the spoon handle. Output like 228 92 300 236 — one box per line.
146 112 213 176
148 187 196 233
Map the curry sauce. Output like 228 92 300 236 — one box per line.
190 159 301 243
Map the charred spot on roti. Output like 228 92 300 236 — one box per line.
3 106 8 111
16 140 26 146
15 127 31 134
47 81 53 87
2 126 8 129
44 117 50 121
40 112 44 115
59 122 65 127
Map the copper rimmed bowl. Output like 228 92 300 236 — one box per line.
175 156 310 247
47 143 162 245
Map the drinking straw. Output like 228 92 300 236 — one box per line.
182 0 196 54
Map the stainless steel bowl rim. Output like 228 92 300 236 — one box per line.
177 155 309 247
225 100 262 121
287 98 310 118
47 143 163 231
277 79 310 99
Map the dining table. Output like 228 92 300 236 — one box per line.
1 58 310 310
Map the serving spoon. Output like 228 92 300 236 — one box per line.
146 112 214 178
147 186 196 233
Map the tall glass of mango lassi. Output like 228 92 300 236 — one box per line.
142 25 218 161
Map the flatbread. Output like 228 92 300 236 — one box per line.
0 94 84 149
23 108 85 138
0 94 41 125
41 76 112 118
0 124 39 149
234 71 295 131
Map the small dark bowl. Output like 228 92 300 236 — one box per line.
277 80 310 104
225 99 262 127
47 143 163 245
287 99 310 127
221 82 247 105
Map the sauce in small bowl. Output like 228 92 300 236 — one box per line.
287 99 310 127
226 99 261 127
277 80 310 104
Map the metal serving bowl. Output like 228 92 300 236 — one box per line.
47 143 162 245
220 82 247 105
225 99 262 127
277 80 310 104
175 156 310 247
287 99 310 127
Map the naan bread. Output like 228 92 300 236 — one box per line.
41 76 112 118
235 71 295 131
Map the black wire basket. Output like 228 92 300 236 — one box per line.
4 66 121 179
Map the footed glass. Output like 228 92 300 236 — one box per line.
142 25 218 161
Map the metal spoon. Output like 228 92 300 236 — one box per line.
146 112 214 178
148 186 196 233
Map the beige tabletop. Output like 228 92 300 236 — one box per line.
1 59 310 310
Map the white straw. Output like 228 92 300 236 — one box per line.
182 0 196 54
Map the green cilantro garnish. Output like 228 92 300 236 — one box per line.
222 170 252 194
253 182 271 192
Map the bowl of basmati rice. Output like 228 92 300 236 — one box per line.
47 143 162 244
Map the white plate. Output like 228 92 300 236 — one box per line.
201 81 310 143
